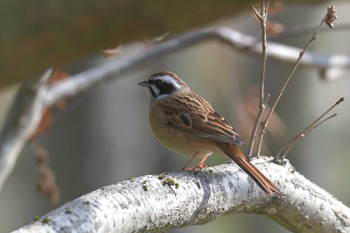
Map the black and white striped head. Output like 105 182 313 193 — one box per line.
138 71 189 100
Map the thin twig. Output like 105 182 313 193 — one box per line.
303 97 343 134
256 94 270 154
248 1 269 158
259 7 337 153
275 97 343 160
278 113 337 158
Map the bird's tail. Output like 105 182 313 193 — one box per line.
218 143 279 193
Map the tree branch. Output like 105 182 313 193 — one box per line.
0 27 349 192
12 157 350 233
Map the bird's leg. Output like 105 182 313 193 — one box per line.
193 154 209 170
182 153 209 171
182 153 199 171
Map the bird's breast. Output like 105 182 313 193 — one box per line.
149 107 218 156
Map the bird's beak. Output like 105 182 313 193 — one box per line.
138 80 149 87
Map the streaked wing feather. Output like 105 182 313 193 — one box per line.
157 91 242 144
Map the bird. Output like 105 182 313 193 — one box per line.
138 71 279 193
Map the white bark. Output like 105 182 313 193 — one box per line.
12 157 350 233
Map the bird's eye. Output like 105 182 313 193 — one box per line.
155 79 163 86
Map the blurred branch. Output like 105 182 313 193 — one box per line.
270 22 350 40
0 26 349 191
12 157 350 233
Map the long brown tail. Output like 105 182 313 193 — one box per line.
218 143 279 193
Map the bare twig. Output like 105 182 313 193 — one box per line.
276 113 337 161
248 2 269 158
275 97 343 160
0 25 346 191
259 6 338 153
256 94 270 154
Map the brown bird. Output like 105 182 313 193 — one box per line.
138 71 278 193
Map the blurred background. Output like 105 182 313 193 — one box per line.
0 1 349 232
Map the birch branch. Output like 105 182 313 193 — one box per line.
12 157 350 233
1 27 350 192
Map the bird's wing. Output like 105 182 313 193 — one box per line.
156 92 242 145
